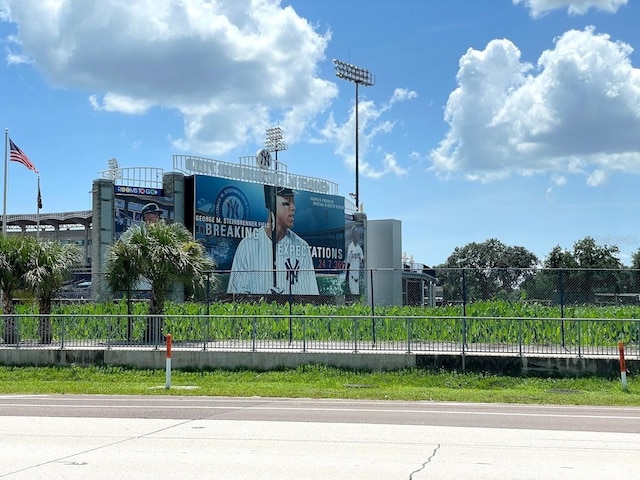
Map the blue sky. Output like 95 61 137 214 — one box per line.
1 0 640 267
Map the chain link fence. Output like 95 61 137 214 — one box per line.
52 267 640 310
435 267 640 308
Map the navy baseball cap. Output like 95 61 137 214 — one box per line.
142 203 162 215
264 185 295 209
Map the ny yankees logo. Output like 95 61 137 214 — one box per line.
285 258 300 285
225 197 240 219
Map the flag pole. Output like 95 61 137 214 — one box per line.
36 175 41 241
3 128 8 236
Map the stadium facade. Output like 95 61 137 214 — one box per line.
3 153 436 306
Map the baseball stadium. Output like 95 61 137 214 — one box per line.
2 152 437 306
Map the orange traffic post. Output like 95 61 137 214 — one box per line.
618 341 627 391
165 334 172 390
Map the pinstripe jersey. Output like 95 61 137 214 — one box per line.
227 227 319 295
346 241 364 294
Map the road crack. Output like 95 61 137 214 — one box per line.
409 443 440 479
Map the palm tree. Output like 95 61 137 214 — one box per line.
24 241 83 344
105 221 214 343
103 238 144 341
0 235 38 344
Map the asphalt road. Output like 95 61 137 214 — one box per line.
1 395 640 479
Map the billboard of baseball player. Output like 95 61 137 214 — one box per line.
345 224 365 295
193 175 345 295
114 185 174 241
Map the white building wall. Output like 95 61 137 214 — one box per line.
366 219 402 306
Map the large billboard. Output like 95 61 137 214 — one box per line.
114 185 174 240
193 175 345 295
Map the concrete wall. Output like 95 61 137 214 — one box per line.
163 172 186 302
91 178 115 300
0 349 633 378
0 349 415 372
366 219 402 306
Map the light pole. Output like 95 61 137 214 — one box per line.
333 59 375 211
265 127 287 293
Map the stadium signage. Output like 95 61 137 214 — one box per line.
180 155 332 194
114 185 164 196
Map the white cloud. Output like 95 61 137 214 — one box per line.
0 0 337 155
321 88 417 179
89 93 152 115
586 168 607 185
3 33 29 64
389 88 418 104
382 153 408 177
5 51 28 65
430 27 640 184
514 0 628 17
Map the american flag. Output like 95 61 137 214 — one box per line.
9 138 39 174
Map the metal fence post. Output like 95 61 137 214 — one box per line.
302 316 306 353
60 315 65 350
288 290 293 344
559 269 565 348
251 316 257 352
462 316 467 355
206 271 211 315
126 293 133 343
518 318 523 357
577 319 582 357
203 311 209 352
462 269 467 353
371 317 376 347
353 317 358 353
106 315 112 350
462 268 467 318
369 269 375 316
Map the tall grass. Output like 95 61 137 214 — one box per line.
9 299 640 348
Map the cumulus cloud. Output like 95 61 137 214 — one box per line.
514 0 628 17
0 0 337 155
321 88 416 179
430 27 640 185
89 94 153 115
3 33 28 64
551 174 567 186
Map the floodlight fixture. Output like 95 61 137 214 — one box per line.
265 126 287 154
333 59 375 87
333 59 375 211
107 158 121 180
265 126 287 173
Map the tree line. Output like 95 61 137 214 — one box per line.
435 236 640 303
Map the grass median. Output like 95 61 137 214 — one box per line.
0 364 638 406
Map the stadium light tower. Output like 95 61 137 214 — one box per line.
333 59 375 211
265 126 286 170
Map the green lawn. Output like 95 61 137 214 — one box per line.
1 364 638 406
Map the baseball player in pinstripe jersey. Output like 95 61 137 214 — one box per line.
227 186 319 295
345 225 364 295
